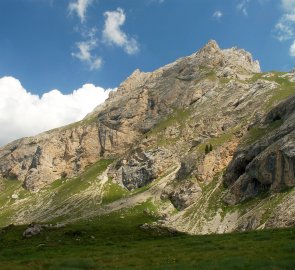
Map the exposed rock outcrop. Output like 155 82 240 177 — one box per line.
223 95 295 205
110 147 176 190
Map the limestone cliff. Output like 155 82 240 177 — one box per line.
0 40 294 234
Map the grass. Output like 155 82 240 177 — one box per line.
263 72 295 110
148 108 191 136
197 131 235 154
101 180 129 205
242 119 283 145
198 65 217 82
0 179 23 208
249 72 295 111
0 159 115 227
0 203 294 270
47 159 114 206
146 108 191 148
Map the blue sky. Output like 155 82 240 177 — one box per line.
1 0 295 145
0 0 294 93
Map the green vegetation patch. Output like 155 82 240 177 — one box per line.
101 180 129 205
48 159 114 205
0 179 23 208
148 108 191 136
146 108 191 147
242 119 283 146
250 72 295 111
0 208 294 270
196 128 237 154
0 159 115 227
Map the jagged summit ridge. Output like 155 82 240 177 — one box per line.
102 40 260 108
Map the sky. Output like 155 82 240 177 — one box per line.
0 0 295 145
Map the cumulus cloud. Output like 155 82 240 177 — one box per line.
212 10 223 20
69 0 93 23
0 76 114 146
103 8 139 55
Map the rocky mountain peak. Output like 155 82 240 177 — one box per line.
0 40 294 235
191 40 261 75
198 39 220 54
0 41 274 192
118 68 150 93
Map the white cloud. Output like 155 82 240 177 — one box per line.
89 57 103 70
275 0 295 41
103 8 139 55
72 29 102 70
0 76 114 146
274 15 295 41
273 1 295 58
212 10 223 20
69 0 93 23
290 40 295 56
73 41 93 62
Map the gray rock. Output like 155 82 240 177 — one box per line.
23 224 43 238
223 95 295 204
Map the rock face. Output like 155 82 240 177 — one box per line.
163 180 202 210
223 95 295 205
0 40 294 235
110 147 176 190
0 124 102 191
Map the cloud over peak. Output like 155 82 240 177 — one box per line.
103 8 139 55
0 76 114 146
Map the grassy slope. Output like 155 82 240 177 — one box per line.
0 159 124 226
0 210 294 270
250 72 295 110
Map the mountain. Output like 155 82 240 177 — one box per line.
0 40 294 234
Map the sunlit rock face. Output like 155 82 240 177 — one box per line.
0 40 294 235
